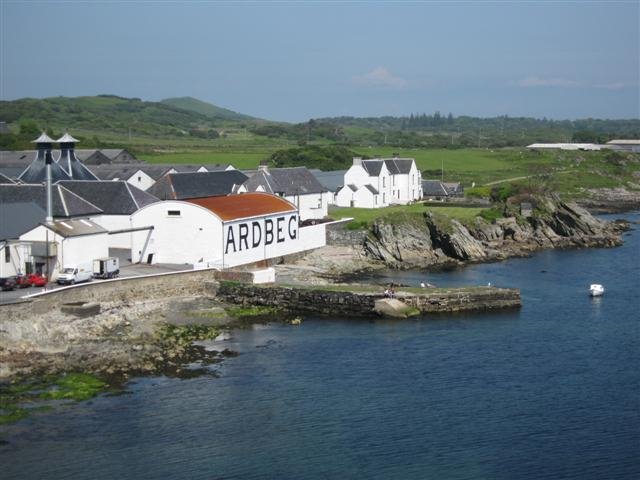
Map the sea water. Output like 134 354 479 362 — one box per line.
2 213 639 479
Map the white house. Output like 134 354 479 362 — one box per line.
129 192 326 268
335 184 382 209
58 180 159 249
237 166 330 221
19 219 109 281
336 157 422 208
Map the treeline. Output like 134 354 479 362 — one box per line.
269 145 360 171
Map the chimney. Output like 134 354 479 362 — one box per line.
45 149 53 224
392 152 399 159
258 160 269 173
353 157 362 166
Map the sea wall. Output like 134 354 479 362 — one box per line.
0 269 219 322
217 282 521 316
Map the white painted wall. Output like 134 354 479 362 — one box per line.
90 214 134 249
285 192 329 221
0 242 31 277
20 226 108 281
130 201 222 265
335 186 355 207
129 200 326 268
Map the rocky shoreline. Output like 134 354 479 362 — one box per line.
282 196 630 281
0 195 633 384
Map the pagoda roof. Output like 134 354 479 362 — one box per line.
31 132 56 144
57 132 79 143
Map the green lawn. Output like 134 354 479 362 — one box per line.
330 204 486 229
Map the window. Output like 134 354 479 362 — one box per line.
138 176 142 182
167 210 181 217
383 177 386 187
4 245 9 263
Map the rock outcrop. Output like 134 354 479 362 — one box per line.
363 196 626 270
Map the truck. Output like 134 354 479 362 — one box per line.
93 257 120 279
57 263 93 285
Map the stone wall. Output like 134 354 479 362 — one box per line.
217 283 521 317
326 223 368 247
0 269 219 322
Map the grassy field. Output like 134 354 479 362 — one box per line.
140 145 637 198
330 204 486 229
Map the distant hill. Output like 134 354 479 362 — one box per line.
161 96 262 122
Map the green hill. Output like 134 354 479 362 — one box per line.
161 96 261 122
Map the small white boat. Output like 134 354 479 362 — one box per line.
589 284 605 297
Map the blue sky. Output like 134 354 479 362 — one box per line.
1 1 638 122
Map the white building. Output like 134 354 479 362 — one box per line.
129 192 326 268
335 184 382 209
336 157 422 208
606 140 640 152
238 166 331 221
19 219 109 281
58 180 159 249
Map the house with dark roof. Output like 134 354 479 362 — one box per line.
422 180 464 200
309 169 347 205
20 218 109 282
0 202 48 278
237 166 330 220
335 183 383 209
336 157 422 208
148 170 249 200
57 180 159 248
0 183 103 219
75 148 140 165
0 184 106 280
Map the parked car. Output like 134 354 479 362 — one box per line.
0 277 16 291
27 273 48 287
13 274 31 289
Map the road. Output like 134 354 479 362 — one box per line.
0 262 190 305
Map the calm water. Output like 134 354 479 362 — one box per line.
2 213 639 480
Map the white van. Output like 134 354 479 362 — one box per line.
57 264 93 285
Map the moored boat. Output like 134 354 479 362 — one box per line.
589 284 605 297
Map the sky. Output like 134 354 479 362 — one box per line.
1 1 638 122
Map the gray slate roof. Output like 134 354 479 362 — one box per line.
44 218 107 238
242 167 327 196
57 180 159 215
149 170 249 200
422 180 449 197
90 164 145 181
0 173 16 184
364 184 379 194
18 149 71 183
360 158 415 176
58 147 99 181
0 166 25 179
0 184 102 218
310 169 347 192
0 202 47 240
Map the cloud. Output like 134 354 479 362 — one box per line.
594 82 635 90
518 76 580 88
352 67 408 89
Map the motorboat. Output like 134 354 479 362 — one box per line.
589 284 605 297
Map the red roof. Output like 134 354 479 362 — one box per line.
186 192 296 221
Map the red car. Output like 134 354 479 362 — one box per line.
27 273 48 287
14 274 31 288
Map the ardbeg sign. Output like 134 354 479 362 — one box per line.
225 214 298 254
